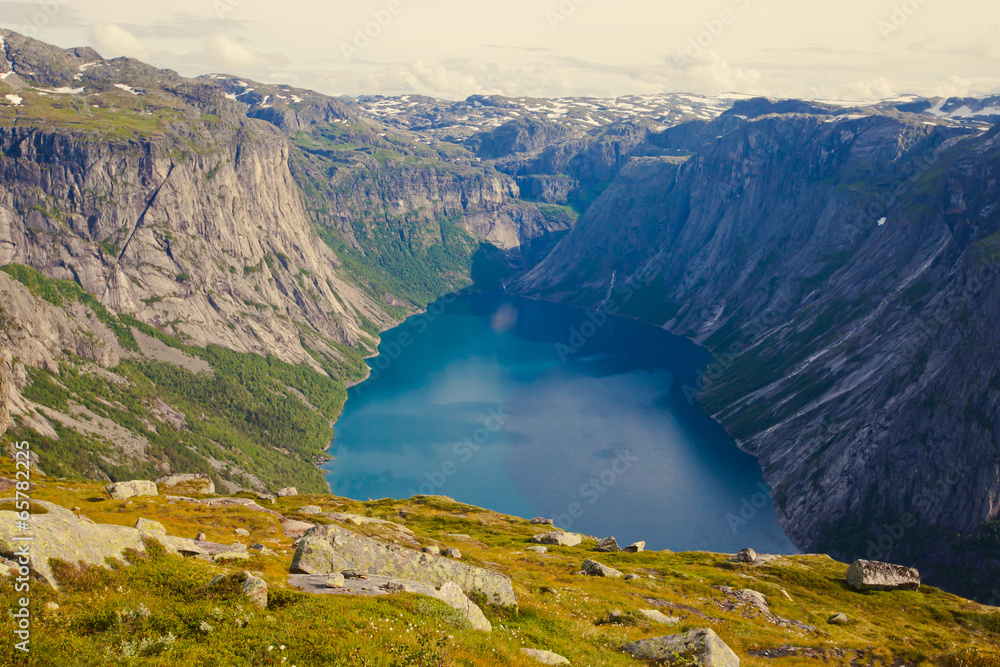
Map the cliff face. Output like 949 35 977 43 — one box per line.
518 105 1000 597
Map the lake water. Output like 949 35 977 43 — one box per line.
323 293 798 554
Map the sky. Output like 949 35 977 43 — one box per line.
2 0 999 101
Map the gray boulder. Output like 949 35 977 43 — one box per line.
624 541 646 553
846 559 920 591
277 487 298 497
423 546 441 555
594 536 621 553
581 559 622 578
526 546 548 554
530 518 554 526
735 547 758 563
134 518 166 534
638 609 681 625
105 480 157 501
443 548 462 559
299 505 324 515
531 531 582 547
208 572 267 609
828 613 850 625
520 648 570 664
281 519 315 538
435 581 492 632
155 473 215 495
621 629 739 666
326 573 346 588
291 523 516 606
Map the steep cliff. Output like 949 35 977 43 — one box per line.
518 103 1000 598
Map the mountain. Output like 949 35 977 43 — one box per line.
516 98 1000 599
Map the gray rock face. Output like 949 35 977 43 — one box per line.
594 537 621 553
531 531 582 547
105 480 157 501
156 474 215 496
581 559 622 578
846 559 921 591
291 523 516 607
520 648 571 665
621 629 739 666
0 502 181 588
0 348 12 439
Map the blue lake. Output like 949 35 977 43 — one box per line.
323 293 798 554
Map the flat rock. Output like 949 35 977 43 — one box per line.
594 536 621 553
105 480 157 501
299 505 324 515
156 473 215 495
289 574 492 631
281 519 316 539
531 531 582 547
582 559 622 578
846 559 920 591
624 541 646 553
638 609 681 625
520 648 570 664
526 546 548 554
291 523 516 606
621 628 739 666
0 501 179 588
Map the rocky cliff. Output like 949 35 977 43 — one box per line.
517 101 1000 598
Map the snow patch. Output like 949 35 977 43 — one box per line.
4 93 22 106
114 83 140 95
878 217 887 226
34 86 85 94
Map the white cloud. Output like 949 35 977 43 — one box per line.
665 50 766 95
90 23 149 60
203 33 258 68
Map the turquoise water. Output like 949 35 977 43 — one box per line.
323 293 798 554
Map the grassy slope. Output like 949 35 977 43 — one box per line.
1 458 997 666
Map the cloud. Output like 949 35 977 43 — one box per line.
91 23 149 60
203 33 258 68
664 50 766 95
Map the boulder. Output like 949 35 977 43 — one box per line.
291 523 516 606
526 546 548 554
621 629 739 666
195 532 207 541
423 546 441 555
624 541 646 553
249 543 276 556
443 548 462 559
581 559 622 578
530 518 555 526
299 505 323 515
155 473 215 496
594 536 621 553
434 581 492 632
735 547 758 563
828 613 850 625
520 648 570 664
235 528 251 537
638 609 681 625
277 487 298 497
281 519 315 539
624 573 640 581
846 559 920 591
134 518 166 534
531 531 582 547
241 573 268 609
0 501 180 588
326 573 345 588
257 493 277 504
105 480 157 501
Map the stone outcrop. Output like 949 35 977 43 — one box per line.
621 629 739 666
594 537 621 553
846 559 921 592
531 532 582 547
581 559 622 578
105 480 158 501
520 648 571 665
291 523 516 606
156 474 215 496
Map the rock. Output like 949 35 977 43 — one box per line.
326 573 346 588
594 536 621 553
249 543 276 556
45 602 59 611
0 501 181 588
829 613 850 625
624 541 646 553
281 519 315 539
530 518 555 526
520 648 570 664
212 552 250 562
846 559 921 591
443 548 462 559
423 546 441 556
241 573 268 609
581 559 622 578
230 542 248 552
526 546 548 554
434 581 492 632
291 523 516 606
195 532 207 541
531 531 582 547
257 493 277 504
621 629 739 666
134 518 166 534
341 569 369 580
735 547 758 563
277 487 298 497
299 505 323 515
155 473 215 495
235 528 251 537
624 573 640 581
638 609 681 625
105 480 157 501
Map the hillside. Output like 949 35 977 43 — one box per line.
1 458 998 666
